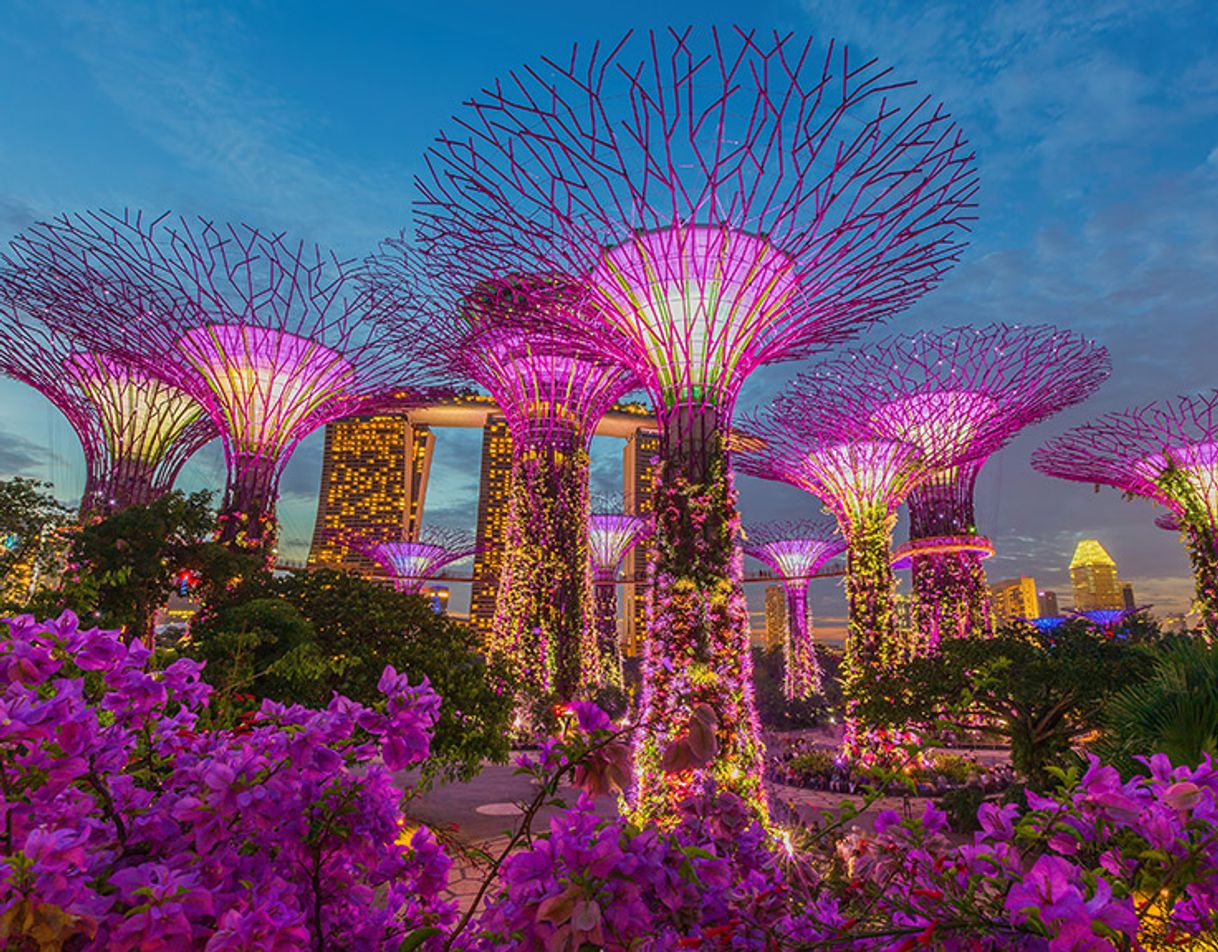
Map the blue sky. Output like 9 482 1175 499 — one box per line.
1 0 1216 624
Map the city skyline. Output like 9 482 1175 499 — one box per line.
0 1 1215 622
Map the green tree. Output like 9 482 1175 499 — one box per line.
852 621 1152 787
0 477 70 604
1097 636 1218 776
54 491 258 644
189 569 515 784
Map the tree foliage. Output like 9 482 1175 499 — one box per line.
853 621 1153 786
0 477 70 602
189 569 515 783
751 645 841 730
1098 636 1218 776
49 491 253 645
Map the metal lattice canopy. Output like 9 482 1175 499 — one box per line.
350 526 476 594
742 519 846 580
5 211 451 546
588 512 651 578
415 27 978 419
367 239 639 447
0 279 215 513
1032 391 1218 528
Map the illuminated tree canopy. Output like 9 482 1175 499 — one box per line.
351 526 475 595
743 519 844 699
791 324 1109 648
0 285 214 516
5 210 447 554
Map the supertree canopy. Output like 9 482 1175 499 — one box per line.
351 526 475 595
589 512 652 687
742 519 845 700
415 27 977 821
367 242 638 701
797 324 1109 651
5 211 445 556
1032 391 1218 640
0 287 215 516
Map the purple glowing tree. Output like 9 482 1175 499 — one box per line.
0 286 215 517
414 27 977 819
350 525 475 595
796 325 1109 651
5 211 445 556
368 246 638 700
742 520 845 700
1032 391 1218 640
589 512 652 687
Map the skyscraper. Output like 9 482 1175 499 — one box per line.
990 577 1039 625
306 415 434 574
469 416 514 638
763 584 787 650
1038 589 1059 618
1122 581 1136 611
1070 539 1123 611
622 426 660 656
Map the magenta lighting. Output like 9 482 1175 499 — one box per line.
0 288 215 516
1033 391 1218 640
589 512 651 687
742 520 845 700
368 246 637 700
414 27 977 821
6 211 444 556
799 325 1109 651
351 526 475 595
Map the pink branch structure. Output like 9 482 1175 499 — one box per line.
350 526 475 595
589 512 652 687
414 27 977 821
367 243 637 702
1032 391 1218 640
5 211 447 556
797 324 1109 651
742 520 845 700
0 285 215 517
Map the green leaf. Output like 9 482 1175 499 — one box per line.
398 927 444 951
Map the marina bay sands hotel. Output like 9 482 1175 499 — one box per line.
305 395 659 655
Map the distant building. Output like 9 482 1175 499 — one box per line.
990 576 1039 625
622 427 660 657
469 417 513 639
1070 539 1123 611
1121 581 1136 611
307 415 434 574
763 585 787 650
1037 589 1059 618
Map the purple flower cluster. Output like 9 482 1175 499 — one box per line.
0 612 455 949
473 710 1218 949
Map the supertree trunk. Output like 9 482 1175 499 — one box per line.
87 458 161 518
1185 521 1218 642
634 405 766 825
907 465 992 650
910 552 992 652
783 580 820 700
490 440 597 701
841 506 912 762
594 576 623 688
217 455 280 557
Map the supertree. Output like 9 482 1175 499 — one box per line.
589 512 652 687
0 285 215 517
5 211 445 557
793 325 1109 652
1033 391 1218 641
742 519 845 700
367 244 638 700
350 526 475 595
414 27 977 820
